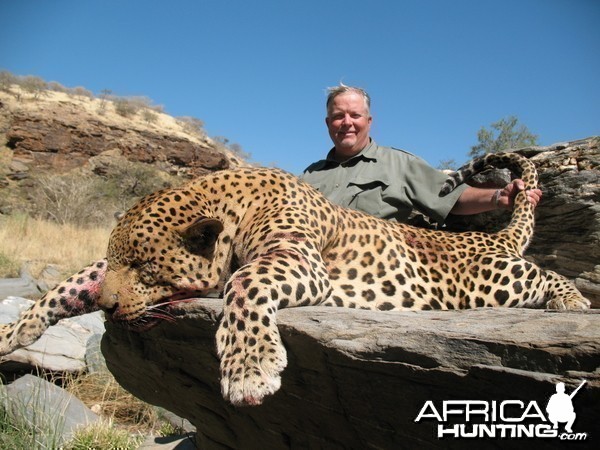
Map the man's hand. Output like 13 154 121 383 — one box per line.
497 179 542 210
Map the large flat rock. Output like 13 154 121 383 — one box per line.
102 300 600 449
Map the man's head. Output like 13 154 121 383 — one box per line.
325 84 372 162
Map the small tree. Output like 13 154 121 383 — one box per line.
470 116 538 158
20 75 47 99
97 89 113 113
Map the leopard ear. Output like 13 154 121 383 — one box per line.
181 217 224 256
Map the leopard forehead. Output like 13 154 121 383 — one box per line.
107 186 212 264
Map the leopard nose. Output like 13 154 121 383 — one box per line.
99 293 120 316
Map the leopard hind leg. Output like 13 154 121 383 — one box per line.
0 259 107 356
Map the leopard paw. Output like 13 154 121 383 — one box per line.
0 323 17 356
546 295 590 310
0 259 106 356
216 317 287 406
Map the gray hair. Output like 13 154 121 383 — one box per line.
326 84 371 116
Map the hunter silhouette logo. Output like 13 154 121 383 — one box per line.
546 380 586 433
415 380 589 441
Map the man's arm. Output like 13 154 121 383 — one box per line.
450 179 542 215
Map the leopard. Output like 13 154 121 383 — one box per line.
0 152 590 406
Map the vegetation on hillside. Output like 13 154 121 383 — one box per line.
0 69 250 158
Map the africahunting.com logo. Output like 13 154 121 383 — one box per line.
415 380 588 442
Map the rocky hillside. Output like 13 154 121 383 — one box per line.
0 85 247 217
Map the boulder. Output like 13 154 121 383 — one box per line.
1 374 100 446
0 297 105 372
0 267 47 299
102 299 600 450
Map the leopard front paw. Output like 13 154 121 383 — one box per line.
216 317 287 406
0 324 17 356
0 321 44 356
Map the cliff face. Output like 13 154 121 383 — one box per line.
0 87 245 182
5 111 230 176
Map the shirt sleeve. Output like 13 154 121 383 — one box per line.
384 150 468 224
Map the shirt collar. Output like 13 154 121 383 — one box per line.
325 139 378 166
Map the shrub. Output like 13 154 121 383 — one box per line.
113 97 139 118
30 173 111 227
0 71 18 92
47 81 69 93
177 116 205 136
69 86 94 99
20 75 48 99
141 109 158 124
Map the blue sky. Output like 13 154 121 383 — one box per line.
1 0 598 174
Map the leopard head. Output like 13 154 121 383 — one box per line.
99 186 224 328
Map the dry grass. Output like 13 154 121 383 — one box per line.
64 371 159 433
0 214 111 278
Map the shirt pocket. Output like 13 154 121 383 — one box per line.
344 177 389 217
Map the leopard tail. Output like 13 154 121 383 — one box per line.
440 152 538 254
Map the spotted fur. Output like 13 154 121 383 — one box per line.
0 152 589 406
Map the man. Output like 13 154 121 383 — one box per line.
301 85 542 224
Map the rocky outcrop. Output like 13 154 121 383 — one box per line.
4 108 230 178
103 299 600 450
445 137 600 307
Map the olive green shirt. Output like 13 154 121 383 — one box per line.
301 140 467 224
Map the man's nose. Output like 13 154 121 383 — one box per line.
341 113 353 125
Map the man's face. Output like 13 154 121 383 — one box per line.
326 92 372 161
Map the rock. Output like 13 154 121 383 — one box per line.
102 299 600 450
4 108 231 177
445 137 600 307
138 434 198 450
1 374 100 446
156 408 196 434
84 333 106 374
0 296 33 324
0 268 46 299
0 297 105 372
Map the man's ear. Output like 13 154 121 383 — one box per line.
180 217 224 256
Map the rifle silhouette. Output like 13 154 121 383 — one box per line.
569 380 587 399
